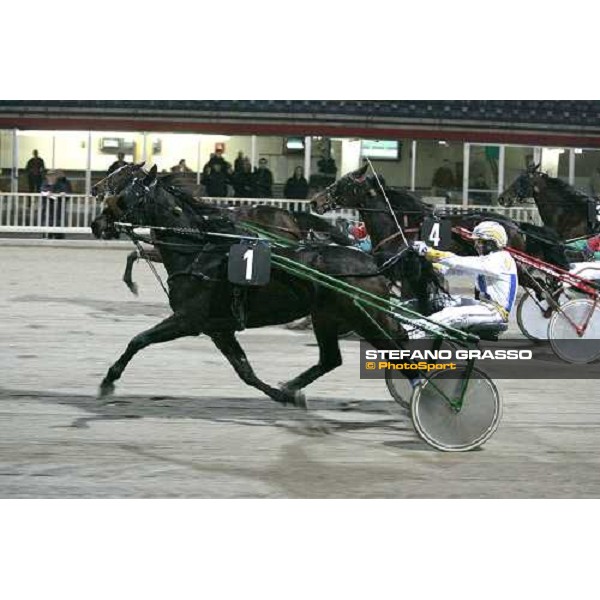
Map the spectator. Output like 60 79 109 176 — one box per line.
234 151 246 174
469 173 491 205
26 149 46 192
171 159 192 173
254 158 273 198
232 159 257 198
431 159 455 198
108 152 127 175
203 147 231 173
312 144 337 188
41 170 72 239
53 170 72 194
317 151 337 179
284 166 309 199
201 162 230 197
589 166 600 198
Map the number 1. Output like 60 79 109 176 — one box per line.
243 248 254 280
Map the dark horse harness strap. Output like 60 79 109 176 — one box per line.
372 228 420 253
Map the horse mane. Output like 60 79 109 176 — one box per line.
157 175 223 216
154 174 229 231
541 172 591 205
376 185 434 215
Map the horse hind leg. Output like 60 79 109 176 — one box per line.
278 308 342 398
210 331 306 408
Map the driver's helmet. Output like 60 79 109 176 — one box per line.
472 221 508 249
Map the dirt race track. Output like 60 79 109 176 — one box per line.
1 243 600 498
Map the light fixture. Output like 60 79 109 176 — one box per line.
574 148 583 154
438 141 448 146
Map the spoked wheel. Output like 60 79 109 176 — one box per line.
385 370 411 411
384 340 458 411
516 291 564 341
411 366 502 452
548 298 600 364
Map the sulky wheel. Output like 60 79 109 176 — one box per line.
548 298 600 364
385 369 412 411
516 291 565 341
410 366 502 452
516 293 550 340
385 340 459 411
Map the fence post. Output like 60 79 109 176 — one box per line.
11 129 18 194
462 143 470 207
410 140 417 192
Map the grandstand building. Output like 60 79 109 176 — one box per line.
0 100 599 205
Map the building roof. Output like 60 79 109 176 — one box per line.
1 100 600 146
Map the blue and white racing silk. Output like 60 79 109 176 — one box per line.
404 248 518 339
436 250 518 317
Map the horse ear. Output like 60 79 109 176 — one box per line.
354 163 369 179
143 164 157 186
137 161 146 169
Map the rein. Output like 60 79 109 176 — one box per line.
365 158 409 247
372 230 407 253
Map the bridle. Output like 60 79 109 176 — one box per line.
318 175 371 213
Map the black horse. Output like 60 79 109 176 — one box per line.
94 169 354 296
310 164 573 293
307 166 449 314
497 164 600 240
90 163 438 406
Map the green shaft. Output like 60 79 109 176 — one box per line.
272 254 477 343
238 219 477 343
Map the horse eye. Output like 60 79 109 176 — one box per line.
116 196 127 210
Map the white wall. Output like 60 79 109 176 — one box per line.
149 133 201 173
0 130 13 169
340 139 361 176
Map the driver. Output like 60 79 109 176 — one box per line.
409 221 518 337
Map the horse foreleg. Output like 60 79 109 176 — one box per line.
123 247 163 296
210 331 305 408
279 308 342 395
123 250 140 296
99 313 197 397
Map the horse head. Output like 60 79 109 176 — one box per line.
497 163 542 207
91 162 147 200
310 164 376 214
91 163 158 239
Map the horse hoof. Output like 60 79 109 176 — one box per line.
278 384 307 409
99 381 115 398
293 390 308 410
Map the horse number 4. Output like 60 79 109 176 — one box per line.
428 223 441 247
243 248 254 280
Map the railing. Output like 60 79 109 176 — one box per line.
0 192 543 234
0 193 103 234
442 203 543 225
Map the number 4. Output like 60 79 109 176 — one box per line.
243 248 254 280
428 222 441 247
